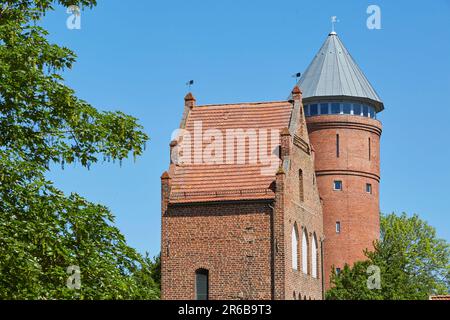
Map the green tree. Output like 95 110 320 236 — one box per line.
326 213 450 300
0 0 159 299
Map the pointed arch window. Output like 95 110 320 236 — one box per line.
302 228 309 274
312 233 318 278
292 225 299 270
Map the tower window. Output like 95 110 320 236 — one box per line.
320 103 329 115
336 134 340 158
333 180 343 191
304 105 310 117
368 137 371 160
343 103 351 114
366 183 372 194
353 104 362 116
336 221 341 233
363 105 369 117
336 267 341 275
298 169 304 202
331 103 340 114
195 269 209 300
309 104 318 116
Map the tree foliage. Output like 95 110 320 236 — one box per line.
326 213 450 300
0 0 159 299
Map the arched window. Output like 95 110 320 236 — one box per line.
302 228 309 274
292 225 298 270
312 233 318 278
195 269 209 300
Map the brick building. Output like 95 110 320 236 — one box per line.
161 32 384 300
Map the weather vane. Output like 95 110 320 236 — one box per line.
331 16 339 33
291 72 301 83
186 80 194 91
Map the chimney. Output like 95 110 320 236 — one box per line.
180 92 196 128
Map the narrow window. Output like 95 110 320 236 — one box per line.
368 137 371 160
366 183 372 194
336 221 341 234
302 229 309 274
363 105 369 117
311 234 318 279
292 226 298 270
309 104 318 116
336 267 341 275
333 180 342 191
353 103 362 116
336 134 340 158
320 103 329 115
298 169 304 202
195 269 209 300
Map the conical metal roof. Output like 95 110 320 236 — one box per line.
296 32 384 112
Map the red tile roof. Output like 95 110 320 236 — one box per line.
169 101 293 203
429 295 450 300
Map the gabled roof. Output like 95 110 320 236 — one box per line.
296 32 384 112
169 101 292 203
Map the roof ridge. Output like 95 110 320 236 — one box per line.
195 100 291 108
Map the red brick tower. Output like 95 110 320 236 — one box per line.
296 31 384 288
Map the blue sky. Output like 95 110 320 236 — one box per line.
42 0 450 256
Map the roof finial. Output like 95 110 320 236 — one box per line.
330 16 338 35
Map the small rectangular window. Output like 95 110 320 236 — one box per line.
320 103 329 115
336 267 341 275
310 104 318 116
366 183 372 194
333 180 342 191
331 103 340 114
368 137 371 160
336 221 341 233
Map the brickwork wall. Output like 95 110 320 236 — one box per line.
161 201 273 300
306 114 382 290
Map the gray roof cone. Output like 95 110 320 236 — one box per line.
295 32 384 112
